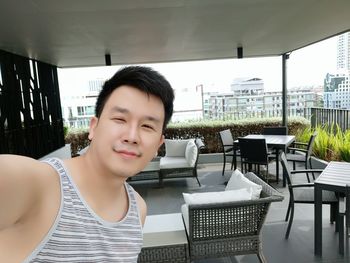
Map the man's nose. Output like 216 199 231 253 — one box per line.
123 123 140 144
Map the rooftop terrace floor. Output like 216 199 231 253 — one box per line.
130 161 350 263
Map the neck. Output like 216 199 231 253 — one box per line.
65 154 128 222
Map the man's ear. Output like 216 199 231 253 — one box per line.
88 117 98 140
158 135 165 148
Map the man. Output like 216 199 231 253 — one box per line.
0 66 174 262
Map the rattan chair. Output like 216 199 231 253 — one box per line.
219 129 240 176
183 172 283 263
280 152 338 239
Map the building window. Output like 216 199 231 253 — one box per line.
77 106 95 116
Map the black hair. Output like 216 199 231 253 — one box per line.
95 66 174 131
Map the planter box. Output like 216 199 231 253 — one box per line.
310 156 328 169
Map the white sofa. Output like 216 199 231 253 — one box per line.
159 138 204 186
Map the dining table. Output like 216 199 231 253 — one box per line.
234 134 295 187
314 161 350 256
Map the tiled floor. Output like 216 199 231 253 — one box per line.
130 161 350 263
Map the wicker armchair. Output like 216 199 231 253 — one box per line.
182 172 283 263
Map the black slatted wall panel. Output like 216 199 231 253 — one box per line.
0 50 64 158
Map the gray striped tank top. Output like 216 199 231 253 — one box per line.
24 158 143 263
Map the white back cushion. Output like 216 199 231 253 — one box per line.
185 140 198 167
225 169 262 199
183 188 252 205
164 139 190 157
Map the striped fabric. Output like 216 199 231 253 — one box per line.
24 158 143 263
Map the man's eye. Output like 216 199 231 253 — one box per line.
143 124 155 130
113 118 125 122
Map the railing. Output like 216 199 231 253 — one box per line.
311 107 350 131
209 107 313 121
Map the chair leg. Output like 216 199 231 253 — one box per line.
194 170 201 187
222 154 226 176
309 159 315 180
305 161 311 183
257 251 267 263
293 161 296 170
285 198 291 221
196 177 201 187
339 212 345 255
230 155 235 171
331 203 337 224
285 202 294 239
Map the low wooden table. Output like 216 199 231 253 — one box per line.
138 213 189 263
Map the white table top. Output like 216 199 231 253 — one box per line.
142 213 187 247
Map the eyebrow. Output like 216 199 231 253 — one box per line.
110 106 162 124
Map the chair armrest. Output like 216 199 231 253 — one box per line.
195 138 205 150
290 183 314 188
288 147 307 153
222 144 234 152
293 142 308 147
291 169 323 174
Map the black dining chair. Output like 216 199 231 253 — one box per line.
263 126 288 135
286 131 317 183
238 137 271 181
218 129 240 176
279 152 338 239
263 126 288 159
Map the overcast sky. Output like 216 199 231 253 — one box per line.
58 34 338 95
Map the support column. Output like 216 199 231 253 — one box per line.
282 53 289 126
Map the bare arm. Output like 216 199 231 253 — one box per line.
134 191 147 226
0 155 48 230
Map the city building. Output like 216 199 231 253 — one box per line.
323 32 350 109
203 78 319 120
61 79 104 128
337 32 350 73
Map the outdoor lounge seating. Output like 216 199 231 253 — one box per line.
181 172 283 262
286 131 317 182
159 138 205 186
219 129 240 176
280 152 338 239
238 137 272 182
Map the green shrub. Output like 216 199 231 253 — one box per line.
64 117 314 157
296 123 350 162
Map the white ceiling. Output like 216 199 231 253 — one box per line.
0 0 349 68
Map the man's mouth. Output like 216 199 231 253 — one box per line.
115 149 142 158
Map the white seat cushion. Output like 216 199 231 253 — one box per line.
181 204 189 233
183 188 252 205
225 169 262 199
160 157 190 169
185 140 198 167
164 139 190 157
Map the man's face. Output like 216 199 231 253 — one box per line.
88 85 165 178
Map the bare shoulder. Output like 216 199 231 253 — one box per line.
0 155 59 230
134 190 147 226
0 154 58 188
